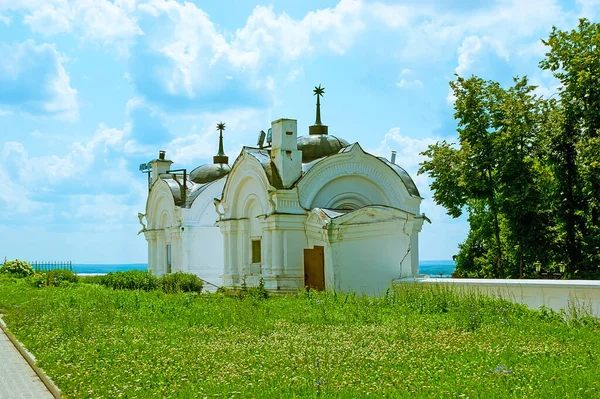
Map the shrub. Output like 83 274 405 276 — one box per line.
102 270 158 291
49 269 78 286
159 272 203 294
0 259 34 278
30 269 78 288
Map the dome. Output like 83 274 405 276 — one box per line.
190 163 231 184
297 134 350 163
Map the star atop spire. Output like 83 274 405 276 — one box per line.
313 84 325 98
310 84 328 135
213 121 228 164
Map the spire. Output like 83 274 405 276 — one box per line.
309 84 328 135
213 122 229 164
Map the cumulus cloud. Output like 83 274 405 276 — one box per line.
367 127 438 171
455 35 509 76
0 122 145 228
2 0 141 53
396 68 423 89
0 40 78 120
128 0 388 111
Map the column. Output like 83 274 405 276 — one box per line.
238 220 248 277
272 230 283 276
222 229 231 276
262 229 272 275
145 231 157 275
229 226 239 281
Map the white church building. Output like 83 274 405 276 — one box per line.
140 87 427 294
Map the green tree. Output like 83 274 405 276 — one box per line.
421 76 550 278
495 77 550 278
540 18 600 273
421 76 506 277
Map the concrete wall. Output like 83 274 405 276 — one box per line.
407 278 600 317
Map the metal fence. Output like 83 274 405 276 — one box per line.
29 261 73 272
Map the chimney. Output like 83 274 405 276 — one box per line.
391 150 397 164
149 150 173 184
271 118 301 188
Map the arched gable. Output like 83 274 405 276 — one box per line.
297 143 420 215
146 179 177 230
221 151 270 219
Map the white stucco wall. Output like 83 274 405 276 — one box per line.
405 278 600 317
328 222 412 296
184 226 223 287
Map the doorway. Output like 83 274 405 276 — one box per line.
304 246 325 291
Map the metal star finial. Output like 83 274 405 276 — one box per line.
313 85 325 126
313 84 325 98
214 122 227 162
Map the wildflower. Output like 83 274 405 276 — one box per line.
491 366 513 375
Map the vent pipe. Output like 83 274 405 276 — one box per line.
391 150 397 164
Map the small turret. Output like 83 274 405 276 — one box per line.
149 150 173 184
271 118 301 188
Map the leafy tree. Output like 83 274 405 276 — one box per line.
495 77 550 278
540 18 600 273
421 76 549 278
421 76 506 277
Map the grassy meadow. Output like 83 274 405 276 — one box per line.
0 275 599 398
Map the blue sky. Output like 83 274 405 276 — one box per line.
0 0 598 263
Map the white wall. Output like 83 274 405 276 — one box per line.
408 278 600 317
329 225 411 296
186 226 224 289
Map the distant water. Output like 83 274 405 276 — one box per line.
418 260 455 278
73 261 455 277
73 264 146 274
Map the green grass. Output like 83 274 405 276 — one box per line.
0 276 598 398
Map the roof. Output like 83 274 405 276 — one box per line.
242 147 284 189
157 174 225 208
297 134 350 163
302 143 421 198
376 157 421 198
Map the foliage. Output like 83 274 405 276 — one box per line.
78 275 105 285
31 269 79 288
420 19 600 278
217 278 269 300
101 270 158 291
159 272 203 294
0 259 34 278
0 279 598 398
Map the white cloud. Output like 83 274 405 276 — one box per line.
396 68 423 89
130 0 377 109
0 40 78 120
367 127 438 171
577 0 600 17
0 13 10 24
23 4 72 35
456 36 482 75
4 0 141 52
72 0 142 45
